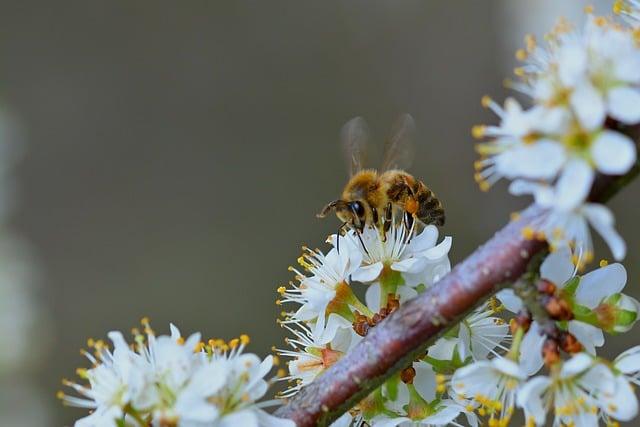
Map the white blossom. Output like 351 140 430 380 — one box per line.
61 323 294 427
336 223 451 288
510 159 626 262
452 357 527 426
516 353 633 426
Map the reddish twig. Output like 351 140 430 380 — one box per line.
276 136 639 427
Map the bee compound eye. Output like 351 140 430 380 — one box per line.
351 201 365 217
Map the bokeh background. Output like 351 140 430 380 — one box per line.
0 1 636 425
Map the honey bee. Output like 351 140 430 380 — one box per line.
317 114 445 234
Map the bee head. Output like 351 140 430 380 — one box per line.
317 199 367 232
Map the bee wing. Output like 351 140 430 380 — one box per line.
341 116 370 176
381 113 415 172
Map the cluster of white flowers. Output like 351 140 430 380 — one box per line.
458 4 640 427
59 321 294 427
278 218 512 426
474 8 640 264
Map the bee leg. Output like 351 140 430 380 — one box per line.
383 202 393 240
404 211 416 244
371 207 379 226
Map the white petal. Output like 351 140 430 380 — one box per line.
608 86 640 124
520 322 545 376
351 262 383 283
508 179 545 198
615 346 640 374
540 248 575 286
423 236 452 260
368 416 410 427
558 43 588 86
427 337 457 361
317 313 351 344
576 263 627 308
498 140 566 180
517 376 551 426
217 409 259 427
568 322 603 354
391 257 427 274
256 409 297 427
570 83 606 130
329 413 353 427
492 357 526 379
583 204 626 260
365 282 381 312
396 285 418 304
408 225 438 252
553 159 593 211
602 376 639 421
422 402 464 424
495 289 523 313
591 130 637 175
561 352 594 377
413 361 436 402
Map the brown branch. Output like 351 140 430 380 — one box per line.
276 146 640 427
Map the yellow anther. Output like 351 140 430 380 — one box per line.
56 390 65 400
514 67 526 77
436 384 446 393
277 368 286 378
435 374 446 383
240 334 250 345
614 0 624 14
140 316 150 325
86 338 95 348
481 95 492 108
75 368 88 378
472 125 486 139
594 16 607 27
525 34 536 52
515 48 527 61
521 226 535 240
229 338 240 349
176 337 185 345
277 286 286 295
510 211 521 221
584 5 594 14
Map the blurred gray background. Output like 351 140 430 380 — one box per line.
0 1 636 425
